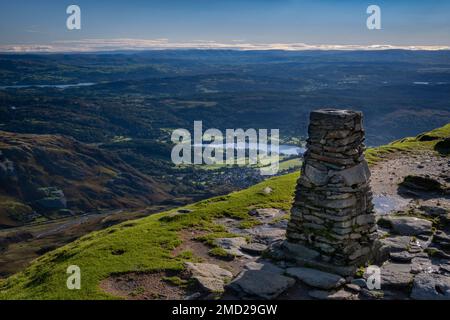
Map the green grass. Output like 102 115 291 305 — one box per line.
278 158 302 171
365 123 450 165
208 247 234 260
0 123 448 300
0 173 297 299
163 276 189 287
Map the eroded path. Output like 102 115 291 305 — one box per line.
370 150 449 214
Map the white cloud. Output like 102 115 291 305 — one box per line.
0 39 449 52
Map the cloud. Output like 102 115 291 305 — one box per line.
0 39 449 52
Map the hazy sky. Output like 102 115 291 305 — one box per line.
1 0 450 51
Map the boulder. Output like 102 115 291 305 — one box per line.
262 187 273 195
195 276 227 293
185 262 233 294
185 262 233 279
400 175 443 192
435 137 450 155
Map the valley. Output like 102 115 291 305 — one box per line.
0 50 449 291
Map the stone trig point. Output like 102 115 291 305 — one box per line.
282 109 377 276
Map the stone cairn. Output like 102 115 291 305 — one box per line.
284 109 377 276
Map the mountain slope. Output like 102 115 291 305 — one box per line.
0 124 448 299
0 131 170 228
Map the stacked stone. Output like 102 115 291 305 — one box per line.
286 109 377 272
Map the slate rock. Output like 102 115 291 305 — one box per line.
226 270 295 300
380 263 413 289
308 289 354 300
410 273 450 300
360 289 384 299
389 251 415 263
240 243 268 255
246 226 286 244
185 262 233 294
440 263 450 274
195 276 227 293
282 241 321 260
379 216 432 236
244 261 284 273
286 267 345 290
345 283 361 293
214 237 247 256
351 278 367 288
373 236 413 263
411 257 439 274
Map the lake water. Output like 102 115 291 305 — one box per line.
194 143 305 156
0 82 96 90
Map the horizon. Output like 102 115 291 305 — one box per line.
2 41 450 53
1 1 450 52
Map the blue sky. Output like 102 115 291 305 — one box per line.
1 0 450 51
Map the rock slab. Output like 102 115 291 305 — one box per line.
286 267 345 290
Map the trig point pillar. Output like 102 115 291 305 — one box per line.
284 109 377 275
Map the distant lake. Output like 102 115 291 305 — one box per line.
412 81 449 85
278 145 305 156
194 143 305 156
0 82 96 90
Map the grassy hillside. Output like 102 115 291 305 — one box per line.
0 124 448 299
365 123 450 164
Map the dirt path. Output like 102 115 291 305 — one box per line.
370 150 449 214
371 150 448 196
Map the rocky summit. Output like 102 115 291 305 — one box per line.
0 117 448 301
285 109 377 275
